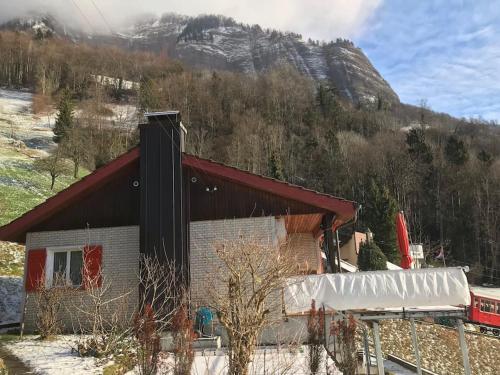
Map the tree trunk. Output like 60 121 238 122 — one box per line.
73 161 79 179
50 175 56 190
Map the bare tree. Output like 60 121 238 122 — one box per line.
34 151 72 190
60 125 90 178
207 237 298 375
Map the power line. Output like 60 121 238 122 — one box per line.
89 0 114 34
70 0 95 33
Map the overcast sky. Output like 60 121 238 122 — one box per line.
1 0 499 121
0 0 382 39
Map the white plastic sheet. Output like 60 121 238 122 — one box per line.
284 267 471 313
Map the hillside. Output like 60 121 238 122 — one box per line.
2 14 399 106
0 89 85 227
0 14 498 285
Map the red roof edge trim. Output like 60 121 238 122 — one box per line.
182 154 357 222
0 147 140 243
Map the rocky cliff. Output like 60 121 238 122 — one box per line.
2 14 399 105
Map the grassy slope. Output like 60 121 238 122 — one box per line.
0 143 88 276
0 145 87 226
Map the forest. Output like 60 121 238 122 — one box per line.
0 30 499 285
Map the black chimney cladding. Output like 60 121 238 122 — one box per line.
139 111 187 277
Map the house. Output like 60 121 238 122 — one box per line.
0 112 358 334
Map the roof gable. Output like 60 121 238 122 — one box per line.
0 147 357 243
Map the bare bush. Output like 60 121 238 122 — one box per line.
71 264 134 361
171 301 195 375
134 254 182 375
330 315 357 375
34 273 71 339
307 300 325 374
207 237 298 375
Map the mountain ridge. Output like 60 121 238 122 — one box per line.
1 13 399 106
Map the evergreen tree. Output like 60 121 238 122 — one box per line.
268 149 285 180
358 241 388 271
362 179 400 263
406 128 433 164
445 135 468 165
477 150 493 165
53 90 74 143
138 78 159 114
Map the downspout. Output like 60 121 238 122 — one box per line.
332 204 360 272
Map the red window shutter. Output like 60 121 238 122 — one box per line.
83 245 103 289
26 249 46 292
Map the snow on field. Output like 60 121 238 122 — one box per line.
0 276 22 324
5 336 102 375
0 88 55 151
125 347 342 375
4 338 342 375
189 347 339 375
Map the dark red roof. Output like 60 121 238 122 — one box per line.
0 147 357 242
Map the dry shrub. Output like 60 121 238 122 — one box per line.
208 237 298 375
34 273 71 339
171 303 195 375
330 315 357 375
134 304 161 375
134 254 182 375
0 358 7 375
307 300 325 374
32 93 53 114
71 257 135 364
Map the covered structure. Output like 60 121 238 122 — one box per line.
284 267 472 375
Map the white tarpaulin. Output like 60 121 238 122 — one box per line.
284 267 470 313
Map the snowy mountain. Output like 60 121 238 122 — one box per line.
1 14 399 105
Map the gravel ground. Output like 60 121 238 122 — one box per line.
380 319 500 375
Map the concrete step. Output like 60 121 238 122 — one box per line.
160 333 221 351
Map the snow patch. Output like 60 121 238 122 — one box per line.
5 336 102 375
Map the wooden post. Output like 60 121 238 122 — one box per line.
335 230 342 273
410 318 422 375
322 214 337 273
363 327 371 375
373 322 384 375
457 319 471 375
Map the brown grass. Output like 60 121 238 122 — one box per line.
32 93 53 114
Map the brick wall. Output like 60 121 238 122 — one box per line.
288 233 321 273
23 226 139 333
189 216 285 308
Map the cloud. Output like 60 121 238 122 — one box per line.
358 0 500 121
0 0 383 40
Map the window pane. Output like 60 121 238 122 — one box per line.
70 251 83 286
53 251 67 286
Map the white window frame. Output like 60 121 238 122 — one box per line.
45 245 85 287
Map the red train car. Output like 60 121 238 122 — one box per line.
469 286 500 335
